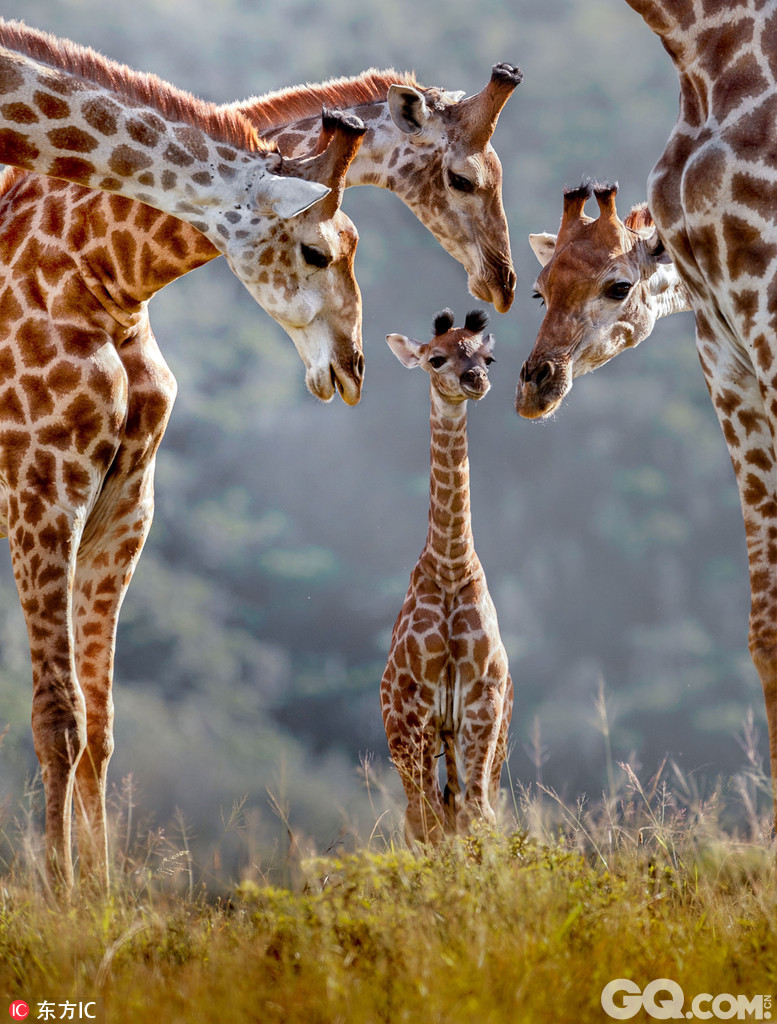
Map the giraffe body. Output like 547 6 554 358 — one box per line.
0 21 372 893
381 310 512 844
516 0 777 819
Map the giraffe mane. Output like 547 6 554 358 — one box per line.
228 68 436 131
0 19 271 154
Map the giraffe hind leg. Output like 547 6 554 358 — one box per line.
442 732 461 834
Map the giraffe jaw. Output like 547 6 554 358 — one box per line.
468 267 516 314
305 361 363 406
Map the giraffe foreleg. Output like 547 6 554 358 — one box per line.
451 586 511 834
72 472 154 891
697 323 777 825
489 671 513 808
9 501 86 895
74 330 176 889
380 671 447 844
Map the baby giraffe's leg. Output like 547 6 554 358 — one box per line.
381 661 446 844
381 573 452 844
452 586 510 833
489 673 513 807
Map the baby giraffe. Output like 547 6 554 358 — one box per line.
382 309 512 844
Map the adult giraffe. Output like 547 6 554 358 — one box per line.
0 20 370 893
517 0 777 821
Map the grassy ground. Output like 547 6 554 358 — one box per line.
2 754 777 1024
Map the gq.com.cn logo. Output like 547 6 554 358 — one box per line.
602 980 773 1020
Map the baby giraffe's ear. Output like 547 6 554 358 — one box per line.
386 333 424 368
480 332 496 358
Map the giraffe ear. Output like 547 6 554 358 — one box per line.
480 333 496 358
386 333 423 368
529 232 558 267
387 85 431 136
256 174 331 219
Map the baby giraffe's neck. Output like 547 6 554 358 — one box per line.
421 386 479 588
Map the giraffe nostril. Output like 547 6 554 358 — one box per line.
353 351 365 380
534 361 555 388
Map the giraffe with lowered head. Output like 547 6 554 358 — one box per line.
518 0 777 821
382 310 512 844
0 20 370 892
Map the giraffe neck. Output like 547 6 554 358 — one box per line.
420 388 479 587
0 25 272 257
625 1 762 75
76 190 219 312
232 70 420 188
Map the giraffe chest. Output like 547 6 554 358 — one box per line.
392 569 502 722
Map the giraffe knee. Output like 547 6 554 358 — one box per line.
32 699 87 775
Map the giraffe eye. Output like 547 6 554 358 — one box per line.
301 244 331 269
484 356 495 366
428 355 447 369
447 170 475 194
606 280 632 300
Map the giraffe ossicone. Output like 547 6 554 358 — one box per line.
381 310 512 845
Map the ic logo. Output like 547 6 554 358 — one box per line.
8 1003 29 1020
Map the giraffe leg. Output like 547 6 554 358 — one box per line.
72 467 154 889
9 501 86 894
398 734 447 846
380 667 446 845
451 588 511 834
73 330 175 889
489 672 513 808
456 673 507 835
697 323 777 824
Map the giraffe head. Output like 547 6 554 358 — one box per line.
386 64 522 313
223 110 366 405
386 308 495 403
515 180 687 419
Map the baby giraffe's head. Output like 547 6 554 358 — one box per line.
386 308 495 404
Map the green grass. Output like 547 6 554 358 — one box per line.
2 759 777 1024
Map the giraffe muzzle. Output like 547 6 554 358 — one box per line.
514 358 570 419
